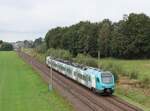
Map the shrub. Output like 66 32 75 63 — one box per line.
0 42 13 51
35 43 47 53
129 70 139 79
74 54 98 67
46 48 72 60
140 77 150 88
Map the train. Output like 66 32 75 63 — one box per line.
46 56 115 95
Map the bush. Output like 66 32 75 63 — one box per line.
74 54 98 67
140 77 150 88
129 70 139 79
46 48 72 60
0 43 13 51
35 43 47 53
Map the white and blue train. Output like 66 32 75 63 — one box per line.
46 56 115 95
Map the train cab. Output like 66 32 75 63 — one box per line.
96 71 115 95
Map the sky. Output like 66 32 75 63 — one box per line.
0 0 150 42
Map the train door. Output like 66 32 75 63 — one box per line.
91 75 96 88
96 77 101 90
84 74 88 86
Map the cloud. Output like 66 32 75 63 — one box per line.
0 0 150 42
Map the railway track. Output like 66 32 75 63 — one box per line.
18 51 143 111
31 59 104 111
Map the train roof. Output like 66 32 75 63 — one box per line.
48 56 104 74
48 56 88 69
48 56 113 78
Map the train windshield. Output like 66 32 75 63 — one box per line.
101 72 113 84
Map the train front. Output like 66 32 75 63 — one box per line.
96 71 115 95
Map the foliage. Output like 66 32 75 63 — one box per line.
45 21 98 57
116 86 150 110
73 54 98 67
98 19 113 57
32 38 47 54
140 77 150 88
111 13 150 58
99 58 150 87
129 70 139 79
23 40 33 48
35 43 47 53
0 42 13 51
33 37 43 48
47 48 72 60
0 40 3 44
45 13 150 59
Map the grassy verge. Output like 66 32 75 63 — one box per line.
116 89 150 111
0 51 74 111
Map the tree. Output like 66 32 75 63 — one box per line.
0 40 3 44
44 13 150 59
23 40 33 48
33 37 43 48
111 13 150 58
111 20 126 57
0 42 13 51
45 21 99 57
124 13 150 58
98 19 112 57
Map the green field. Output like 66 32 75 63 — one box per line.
99 58 150 110
99 58 150 80
0 51 73 111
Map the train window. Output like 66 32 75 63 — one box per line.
81 75 83 79
66 68 72 74
85 75 88 81
83 75 85 80
62 66 65 71
85 75 89 81
78 73 82 79
74 72 77 76
96 78 100 82
82 75 85 80
80 74 82 79
78 74 80 78
101 72 113 84
89 76 91 81
83 75 87 81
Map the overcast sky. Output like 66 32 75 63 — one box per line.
0 0 150 42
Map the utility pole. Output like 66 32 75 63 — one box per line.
49 58 53 91
98 51 100 69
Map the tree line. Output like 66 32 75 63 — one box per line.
39 13 150 59
0 40 13 51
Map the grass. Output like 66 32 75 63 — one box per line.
0 51 74 111
116 85 150 111
99 58 150 110
99 58 150 80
